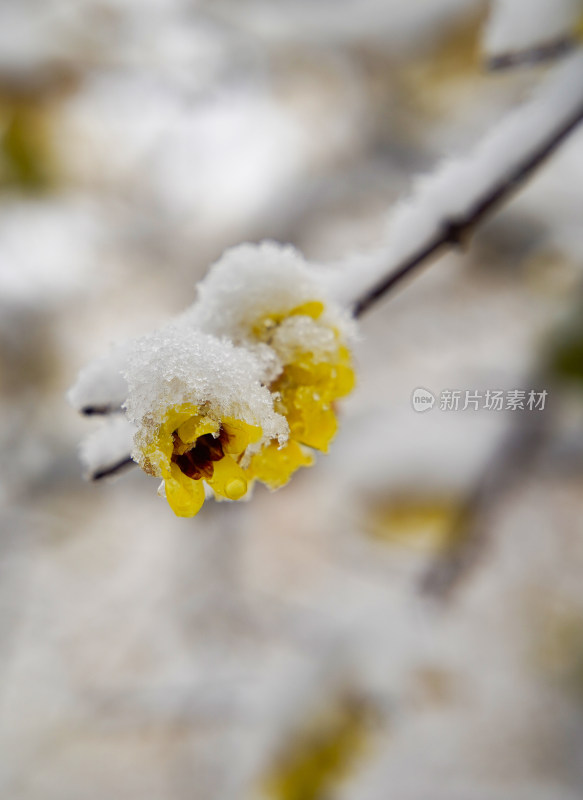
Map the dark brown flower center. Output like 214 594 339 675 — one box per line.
172 432 224 480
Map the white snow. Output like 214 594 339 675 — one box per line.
79 415 137 479
123 325 289 472
187 241 355 353
270 314 341 365
484 0 582 60
67 343 131 414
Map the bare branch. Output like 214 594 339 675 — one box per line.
487 37 576 70
352 56 583 318
91 456 136 481
81 404 124 417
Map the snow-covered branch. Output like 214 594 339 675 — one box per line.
345 52 583 316
484 0 582 69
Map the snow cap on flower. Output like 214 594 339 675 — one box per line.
178 242 357 490
124 324 287 461
186 241 356 356
69 240 358 518
123 324 288 516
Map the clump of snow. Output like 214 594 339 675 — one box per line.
67 343 131 414
186 241 356 353
79 416 137 480
123 324 289 469
270 315 341 365
484 0 581 61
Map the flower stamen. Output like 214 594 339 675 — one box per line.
171 432 224 480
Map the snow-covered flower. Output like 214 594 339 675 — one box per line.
69 242 357 517
246 300 355 489
123 326 287 517
187 243 357 488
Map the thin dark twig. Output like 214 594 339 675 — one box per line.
488 38 576 71
352 100 583 318
91 456 136 481
82 404 123 416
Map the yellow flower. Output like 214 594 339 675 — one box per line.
72 244 358 516
143 402 262 517
271 346 355 452
248 440 314 489
248 302 355 489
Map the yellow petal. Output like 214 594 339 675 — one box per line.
281 355 355 403
162 403 200 435
252 300 325 339
333 364 356 398
334 347 356 397
288 301 325 320
176 414 219 444
249 440 313 489
221 417 262 455
270 346 355 456
208 455 249 500
165 463 206 517
290 397 338 452
144 403 201 476
276 381 339 452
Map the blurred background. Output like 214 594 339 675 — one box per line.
2 0 583 798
